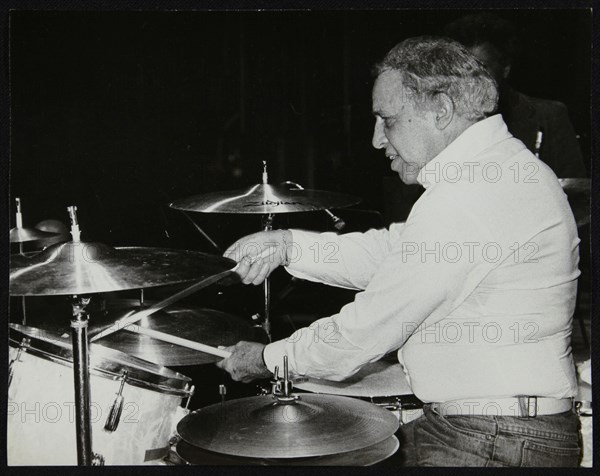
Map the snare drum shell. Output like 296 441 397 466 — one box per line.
8 345 186 465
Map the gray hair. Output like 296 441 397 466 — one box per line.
373 36 498 121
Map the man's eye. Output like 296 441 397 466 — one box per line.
383 117 394 127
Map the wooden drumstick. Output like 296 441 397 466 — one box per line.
90 268 233 342
124 324 233 359
91 245 279 343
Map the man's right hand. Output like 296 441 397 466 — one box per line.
223 230 292 285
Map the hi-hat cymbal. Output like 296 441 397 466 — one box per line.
177 394 399 459
9 242 236 296
174 435 399 466
169 184 361 214
91 300 267 366
10 227 60 244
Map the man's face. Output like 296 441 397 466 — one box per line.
372 70 439 185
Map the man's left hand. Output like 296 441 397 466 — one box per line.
216 341 272 382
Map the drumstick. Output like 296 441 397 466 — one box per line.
91 246 278 342
91 268 233 342
124 324 232 359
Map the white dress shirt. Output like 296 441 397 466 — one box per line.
263 115 580 402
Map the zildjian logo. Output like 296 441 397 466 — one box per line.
244 200 303 207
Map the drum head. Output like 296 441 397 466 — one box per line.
293 360 412 397
9 324 192 395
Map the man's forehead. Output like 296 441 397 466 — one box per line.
372 69 406 112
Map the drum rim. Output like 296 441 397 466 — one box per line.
9 326 193 396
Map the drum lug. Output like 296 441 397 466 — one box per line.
168 432 183 447
91 453 105 466
104 370 128 432
184 384 195 409
8 338 29 389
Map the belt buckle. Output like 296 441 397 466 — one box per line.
518 396 537 418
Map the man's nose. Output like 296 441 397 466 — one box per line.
372 119 387 149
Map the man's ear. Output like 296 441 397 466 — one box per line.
432 92 454 130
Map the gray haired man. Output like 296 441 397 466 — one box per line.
217 37 581 467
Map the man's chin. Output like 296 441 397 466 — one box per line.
392 161 420 185
398 173 419 185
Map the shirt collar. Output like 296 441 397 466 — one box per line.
417 114 512 189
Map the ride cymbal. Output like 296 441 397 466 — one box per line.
169 184 361 214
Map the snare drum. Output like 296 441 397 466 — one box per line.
293 361 423 424
8 325 194 465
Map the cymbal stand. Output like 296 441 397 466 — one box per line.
15 198 28 325
261 161 274 342
262 212 274 342
67 206 104 466
271 356 298 403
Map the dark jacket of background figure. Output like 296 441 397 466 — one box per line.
500 87 588 178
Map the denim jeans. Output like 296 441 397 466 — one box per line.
395 404 581 467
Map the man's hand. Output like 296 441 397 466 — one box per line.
223 230 292 285
215 341 272 382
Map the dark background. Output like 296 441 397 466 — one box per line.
9 9 592 248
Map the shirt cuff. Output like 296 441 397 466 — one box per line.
262 339 291 375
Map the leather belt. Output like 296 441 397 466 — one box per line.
429 396 574 418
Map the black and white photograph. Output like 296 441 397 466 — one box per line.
4 1 594 469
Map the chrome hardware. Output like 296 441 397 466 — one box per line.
219 384 226 406
91 453 105 466
184 384 195 410
8 338 29 388
104 370 128 432
272 356 299 404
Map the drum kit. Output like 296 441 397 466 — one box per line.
8 171 592 466
8 164 405 466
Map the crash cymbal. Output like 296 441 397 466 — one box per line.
293 361 412 397
10 227 60 244
173 435 399 466
9 242 235 296
177 394 399 459
559 178 591 227
90 300 267 366
33 219 71 248
169 184 361 214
